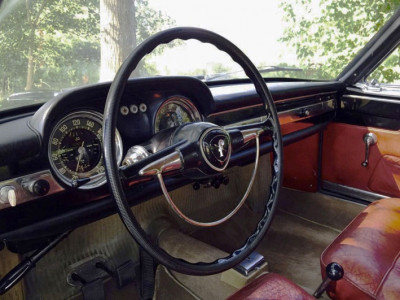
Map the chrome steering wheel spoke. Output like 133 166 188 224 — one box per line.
136 125 263 227
240 127 265 144
139 151 183 177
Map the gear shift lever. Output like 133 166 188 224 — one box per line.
313 262 344 298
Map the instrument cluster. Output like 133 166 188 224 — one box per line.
48 95 201 190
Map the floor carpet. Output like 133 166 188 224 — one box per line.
258 210 340 293
191 188 365 297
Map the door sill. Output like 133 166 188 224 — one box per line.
321 180 388 203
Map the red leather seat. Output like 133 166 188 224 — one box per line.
227 273 313 300
321 198 400 299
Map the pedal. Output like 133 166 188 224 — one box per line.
68 256 109 287
115 260 139 288
96 259 138 288
234 251 265 276
81 279 105 300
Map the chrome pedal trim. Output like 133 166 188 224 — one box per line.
234 251 265 276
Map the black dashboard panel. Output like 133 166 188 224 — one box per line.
0 116 40 167
0 76 344 242
209 81 342 112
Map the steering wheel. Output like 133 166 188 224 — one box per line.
103 27 283 276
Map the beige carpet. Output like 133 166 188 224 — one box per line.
191 188 365 295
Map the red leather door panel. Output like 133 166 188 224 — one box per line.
322 122 400 197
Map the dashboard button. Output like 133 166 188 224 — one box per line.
120 106 129 115
130 104 139 114
139 103 147 112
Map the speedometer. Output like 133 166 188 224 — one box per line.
154 96 202 133
48 110 122 189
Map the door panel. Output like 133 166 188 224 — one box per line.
369 155 400 196
322 122 400 197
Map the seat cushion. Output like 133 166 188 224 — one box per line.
321 198 400 300
227 273 313 300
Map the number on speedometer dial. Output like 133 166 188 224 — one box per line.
49 111 122 189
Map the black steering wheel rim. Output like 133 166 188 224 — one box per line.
103 27 283 276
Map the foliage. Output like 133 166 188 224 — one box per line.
0 0 99 101
135 0 174 45
134 0 176 76
368 47 400 84
279 0 400 80
0 0 175 104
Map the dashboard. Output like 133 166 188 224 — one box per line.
0 76 342 244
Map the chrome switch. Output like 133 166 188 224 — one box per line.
0 186 17 207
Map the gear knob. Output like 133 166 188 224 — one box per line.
313 262 344 298
326 262 344 281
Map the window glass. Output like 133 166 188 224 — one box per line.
367 47 400 85
0 0 398 111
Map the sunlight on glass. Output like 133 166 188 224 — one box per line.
144 41 242 80
0 0 397 111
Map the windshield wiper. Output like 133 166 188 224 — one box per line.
205 66 303 81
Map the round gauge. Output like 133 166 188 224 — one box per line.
48 111 123 189
154 96 202 133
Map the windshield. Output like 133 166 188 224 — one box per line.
0 0 398 110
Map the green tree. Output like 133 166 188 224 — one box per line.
0 0 99 99
279 0 400 80
368 47 400 83
0 0 174 104
99 0 175 81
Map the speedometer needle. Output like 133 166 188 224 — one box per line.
75 141 85 172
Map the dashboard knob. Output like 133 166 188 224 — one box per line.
0 186 17 207
29 179 50 196
297 108 310 118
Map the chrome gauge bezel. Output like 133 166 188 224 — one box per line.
48 110 123 190
154 96 202 133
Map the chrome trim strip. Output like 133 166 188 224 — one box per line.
278 99 335 125
0 170 64 210
208 103 263 117
274 91 336 104
321 180 388 203
342 94 400 104
223 99 335 128
208 91 337 118
224 116 267 129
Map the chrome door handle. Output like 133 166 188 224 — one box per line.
362 132 377 167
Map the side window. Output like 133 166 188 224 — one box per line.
366 47 400 85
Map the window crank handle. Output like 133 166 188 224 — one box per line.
361 133 377 167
